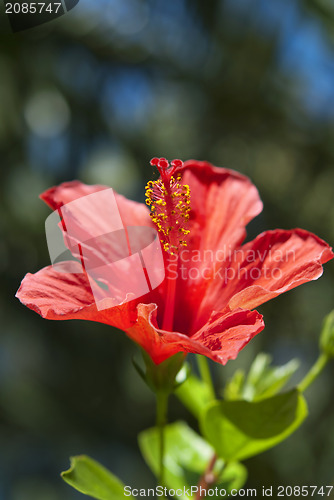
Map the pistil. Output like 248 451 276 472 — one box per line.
145 158 191 331
145 158 191 255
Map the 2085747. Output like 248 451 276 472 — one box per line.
277 485 333 497
5 3 62 14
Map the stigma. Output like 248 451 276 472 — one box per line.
145 158 191 254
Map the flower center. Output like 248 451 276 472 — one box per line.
145 157 191 255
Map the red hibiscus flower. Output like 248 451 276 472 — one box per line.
16 159 333 365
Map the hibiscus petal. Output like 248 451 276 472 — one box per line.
41 180 161 297
228 229 333 310
15 262 138 330
197 229 333 317
190 307 264 364
41 180 152 229
126 303 264 365
126 303 182 364
42 181 152 264
180 160 263 254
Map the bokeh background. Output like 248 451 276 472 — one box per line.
1 0 334 498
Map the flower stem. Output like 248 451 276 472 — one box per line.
298 352 329 393
197 354 216 400
195 454 219 500
156 390 169 489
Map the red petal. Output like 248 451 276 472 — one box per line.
41 180 156 289
229 229 333 310
126 303 264 365
196 229 333 321
189 307 264 364
41 180 152 241
40 181 108 210
181 160 263 253
15 262 138 330
126 303 182 364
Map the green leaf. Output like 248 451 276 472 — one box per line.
175 367 213 418
139 421 247 499
224 353 299 401
61 455 131 499
245 354 300 401
200 389 308 461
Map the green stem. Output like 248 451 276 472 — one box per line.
156 390 169 489
298 352 329 393
196 354 215 400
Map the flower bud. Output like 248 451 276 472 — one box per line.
320 310 334 358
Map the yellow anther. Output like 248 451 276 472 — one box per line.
144 169 191 254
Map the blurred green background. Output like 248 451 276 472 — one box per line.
1 0 334 498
